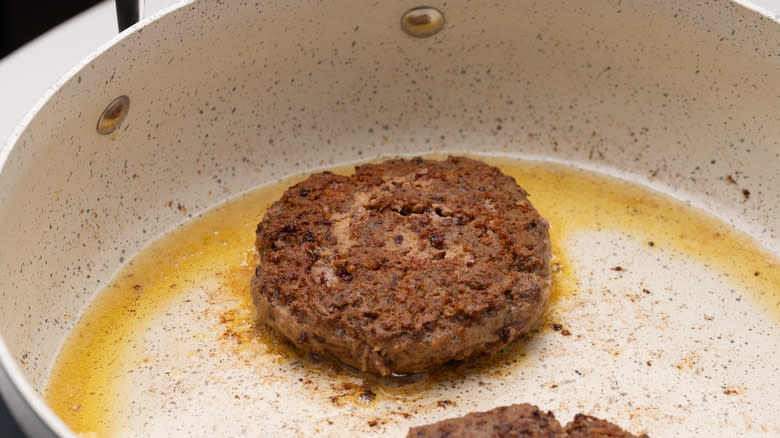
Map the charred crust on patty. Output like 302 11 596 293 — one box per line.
406 404 649 438
565 414 650 438
406 403 564 438
250 156 552 375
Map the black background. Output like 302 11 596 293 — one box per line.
2 2 102 434
0 0 101 58
0 397 24 436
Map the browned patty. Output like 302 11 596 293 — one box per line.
250 156 552 375
406 404 650 438
406 404 564 438
565 414 650 438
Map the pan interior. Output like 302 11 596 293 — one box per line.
0 0 778 437
44 156 780 437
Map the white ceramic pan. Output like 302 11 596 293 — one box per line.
1 1 778 437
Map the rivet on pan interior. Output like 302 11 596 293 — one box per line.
401 7 445 38
96 95 130 135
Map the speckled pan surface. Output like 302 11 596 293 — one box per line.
0 0 778 437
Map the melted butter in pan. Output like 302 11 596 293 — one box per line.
44 157 779 437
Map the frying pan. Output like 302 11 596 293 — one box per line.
1 0 778 436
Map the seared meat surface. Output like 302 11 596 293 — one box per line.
565 414 650 438
251 156 552 375
407 404 650 438
407 403 564 438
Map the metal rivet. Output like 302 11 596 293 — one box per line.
97 95 130 135
401 6 445 38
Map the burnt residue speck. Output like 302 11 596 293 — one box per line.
437 399 455 408
550 323 572 336
725 175 751 201
358 390 376 404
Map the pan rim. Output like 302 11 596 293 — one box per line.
0 3 196 436
0 0 778 436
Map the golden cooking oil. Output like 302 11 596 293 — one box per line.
44 156 779 437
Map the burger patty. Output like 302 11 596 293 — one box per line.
250 156 552 375
565 414 650 438
406 404 564 438
406 404 650 438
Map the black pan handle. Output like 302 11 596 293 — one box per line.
116 0 141 32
